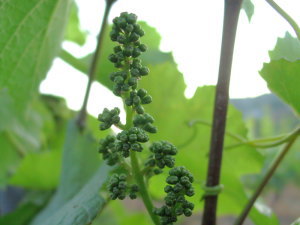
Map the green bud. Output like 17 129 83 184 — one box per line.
129 32 140 42
129 193 137 199
131 143 143 152
117 35 127 44
110 30 118 41
129 134 138 142
139 66 149 76
122 84 130 92
108 54 118 63
141 95 152 104
123 46 134 56
113 46 122 53
183 209 192 217
125 24 134 33
166 176 179 185
137 88 147 97
139 44 147 52
114 76 124 84
125 98 133 106
128 77 137 86
127 13 137 24
130 68 140 77
114 62 123 68
132 48 141 58
133 96 141 105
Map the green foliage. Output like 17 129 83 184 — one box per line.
260 32 300 116
30 120 112 225
138 63 278 224
242 0 255 22
0 99 56 186
0 191 51 225
0 0 72 110
9 151 61 189
269 32 300 61
1 1 299 225
260 60 300 116
65 3 87 45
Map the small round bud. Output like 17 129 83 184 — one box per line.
139 44 147 52
136 90 147 99
132 48 141 58
123 46 134 57
117 35 127 44
128 77 137 86
127 13 137 24
130 68 140 77
108 54 118 63
125 24 134 33
114 46 122 53
139 66 149 76
135 105 144 114
129 33 140 42
141 95 152 104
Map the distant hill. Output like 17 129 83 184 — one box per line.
230 94 299 137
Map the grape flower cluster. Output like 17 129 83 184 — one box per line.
153 167 195 225
107 173 139 200
97 12 195 223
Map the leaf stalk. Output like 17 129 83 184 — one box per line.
234 127 300 225
76 0 116 130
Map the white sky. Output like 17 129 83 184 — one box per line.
40 0 300 117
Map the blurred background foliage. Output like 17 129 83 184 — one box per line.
0 0 299 225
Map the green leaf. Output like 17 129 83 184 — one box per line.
260 59 300 116
269 32 300 61
65 2 87 45
0 89 15 132
242 0 254 22
0 133 20 186
0 0 72 110
91 201 151 225
30 120 112 225
0 191 51 225
137 63 277 224
9 151 61 189
0 93 75 187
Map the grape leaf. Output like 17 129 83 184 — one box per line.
138 63 278 224
65 2 87 45
242 0 255 22
30 120 112 225
260 59 300 116
0 0 72 110
9 151 61 189
0 190 51 225
269 32 300 61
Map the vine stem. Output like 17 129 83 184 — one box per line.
201 1 243 225
130 151 160 225
265 0 300 40
234 127 300 225
76 0 116 130
123 104 160 225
